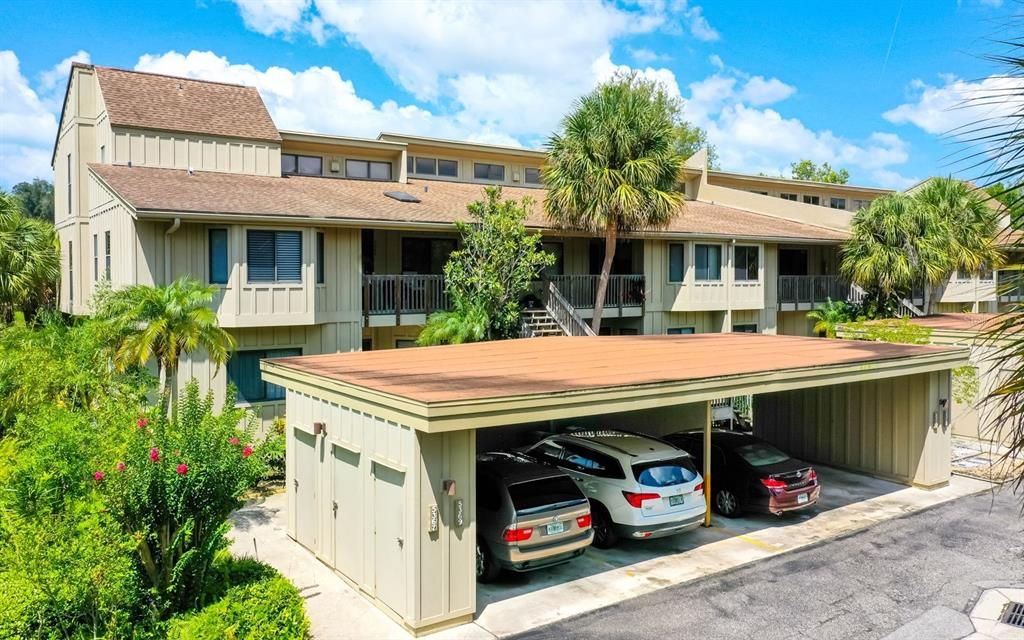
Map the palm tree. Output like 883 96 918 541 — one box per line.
806 299 855 338
0 193 60 322
543 73 685 333
96 277 236 402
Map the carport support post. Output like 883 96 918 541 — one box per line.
703 400 712 528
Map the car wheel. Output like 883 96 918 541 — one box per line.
714 488 741 517
476 540 501 583
590 503 619 549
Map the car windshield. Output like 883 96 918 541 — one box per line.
632 456 699 487
735 442 790 467
507 476 586 514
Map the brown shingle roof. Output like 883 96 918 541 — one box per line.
89 164 849 242
266 334 957 404
94 67 281 143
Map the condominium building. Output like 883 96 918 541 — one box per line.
51 63 1004 422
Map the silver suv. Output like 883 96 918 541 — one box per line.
525 430 706 547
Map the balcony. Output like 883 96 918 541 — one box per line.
361 273 646 326
362 274 450 326
546 274 645 318
777 275 851 310
998 271 1024 303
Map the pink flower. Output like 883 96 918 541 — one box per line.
228 437 240 446
242 446 253 459
176 463 188 475
136 417 149 429
149 448 161 463
93 471 105 482
115 461 126 472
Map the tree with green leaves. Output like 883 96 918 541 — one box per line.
841 179 1001 315
0 192 60 322
95 277 236 402
10 179 54 223
790 160 850 184
418 188 554 345
543 73 685 333
806 299 857 338
672 121 718 169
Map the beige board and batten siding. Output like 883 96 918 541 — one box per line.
754 371 953 488
110 128 281 177
283 387 475 633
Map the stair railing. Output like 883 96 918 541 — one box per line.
543 280 596 337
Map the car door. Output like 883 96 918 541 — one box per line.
559 442 609 498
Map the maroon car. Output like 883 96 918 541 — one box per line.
663 430 820 517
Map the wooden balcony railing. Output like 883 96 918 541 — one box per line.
777 275 851 305
362 274 450 324
546 274 645 313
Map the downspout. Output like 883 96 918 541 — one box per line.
164 217 181 285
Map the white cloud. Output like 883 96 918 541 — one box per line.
679 3 719 42
38 50 90 95
0 50 60 185
627 46 668 65
739 76 795 106
233 0 312 38
883 74 1024 136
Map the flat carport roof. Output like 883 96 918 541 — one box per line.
261 334 969 432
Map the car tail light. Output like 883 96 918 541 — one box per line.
761 477 787 490
576 514 592 529
501 526 534 542
622 491 660 508
808 469 818 483
693 482 704 494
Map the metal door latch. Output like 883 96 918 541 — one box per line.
332 501 338 515
396 537 404 547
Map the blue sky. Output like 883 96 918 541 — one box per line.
0 0 1018 189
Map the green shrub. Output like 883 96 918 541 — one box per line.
258 417 286 481
100 381 270 614
167 570 310 640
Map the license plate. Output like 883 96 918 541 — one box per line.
669 495 685 506
546 521 565 535
797 493 809 504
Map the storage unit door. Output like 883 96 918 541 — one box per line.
331 444 362 581
294 428 319 551
372 463 407 618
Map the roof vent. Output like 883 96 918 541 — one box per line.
384 191 421 204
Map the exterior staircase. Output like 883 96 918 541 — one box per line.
519 308 566 337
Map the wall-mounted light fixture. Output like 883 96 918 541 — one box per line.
313 421 326 436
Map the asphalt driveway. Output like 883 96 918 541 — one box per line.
511 486 1024 640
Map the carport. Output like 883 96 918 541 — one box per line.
260 333 968 635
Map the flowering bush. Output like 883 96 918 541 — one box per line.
101 381 268 614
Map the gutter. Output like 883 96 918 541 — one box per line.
164 217 181 284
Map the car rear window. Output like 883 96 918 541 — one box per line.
735 442 790 467
632 456 699 487
507 476 586 514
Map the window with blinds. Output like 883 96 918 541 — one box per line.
247 230 302 283
227 348 301 403
209 229 228 284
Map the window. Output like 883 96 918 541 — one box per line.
541 241 564 278
407 156 458 178
830 197 847 210
67 241 73 302
346 159 392 181
66 153 72 215
734 245 759 282
401 237 457 274
632 457 698 487
780 193 798 201
227 348 301 403
361 338 373 351
802 195 820 206
668 243 685 283
100 145 106 164
695 244 722 281
473 162 505 181
560 443 625 479
104 231 111 280
853 199 870 210
281 154 322 176
93 234 98 281
316 232 325 284
749 190 768 196
733 324 758 333
524 167 542 185
668 327 695 335
209 229 228 284
247 230 302 283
